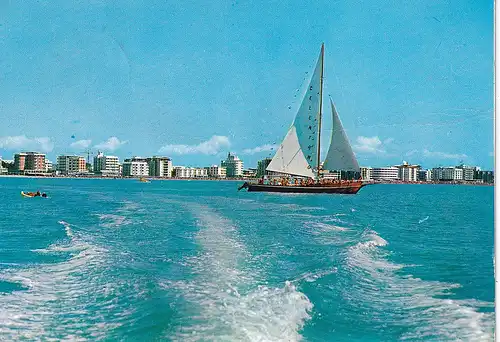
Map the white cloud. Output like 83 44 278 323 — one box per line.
0 135 54 152
423 149 467 159
353 136 386 154
242 144 277 155
94 137 127 152
70 139 92 149
158 135 230 155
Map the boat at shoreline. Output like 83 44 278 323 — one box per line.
239 43 366 194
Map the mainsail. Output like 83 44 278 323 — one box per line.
322 99 360 172
266 44 359 179
266 46 323 178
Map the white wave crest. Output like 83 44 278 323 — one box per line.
345 230 494 341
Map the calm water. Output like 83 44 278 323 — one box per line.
0 178 494 341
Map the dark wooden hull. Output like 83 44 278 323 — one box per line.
245 183 364 194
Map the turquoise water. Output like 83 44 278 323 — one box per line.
0 178 494 341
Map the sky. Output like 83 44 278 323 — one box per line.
0 0 494 169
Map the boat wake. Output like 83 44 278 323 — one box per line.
162 205 313 341
345 229 494 341
0 221 133 340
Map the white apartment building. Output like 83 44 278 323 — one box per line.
122 157 149 177
148 156 172 178
431 167 464 181
174 166 208 178
45 160 53 172
221 152 243 177
94 152 120 176
360 167 372 181
370 167 399 181
395 161 420 182
57 155 87 174
205 165 227 178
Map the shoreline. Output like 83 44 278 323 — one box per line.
0 174 493 186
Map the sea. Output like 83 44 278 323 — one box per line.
0 178 494 341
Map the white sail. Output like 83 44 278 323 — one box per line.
266 126 315 177
322 99 360 172
266 47 323 178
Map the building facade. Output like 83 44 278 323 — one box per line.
395 161 420 182
94 152 120 176
360 167 372 181
370 167 399 181
174 166 208 178
147 156 172 178
205 165 227 178
221 152 243 177
14 152 46 173
57 155 86 174
122 157 149 177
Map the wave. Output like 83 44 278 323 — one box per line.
345 230 494 341
96 214 131 228
163 205 313 341
0 220 132 341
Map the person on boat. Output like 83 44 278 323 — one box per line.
35 191 41 197
41 193 47 198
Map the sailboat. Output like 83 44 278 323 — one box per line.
239 43 366 194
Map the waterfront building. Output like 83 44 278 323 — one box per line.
45 160 53 172
205 165 226 178
94 152 120 176
221 152 243 177
147 156 172 178
456 164 476 181
57 155 86 174
360 167 372 181
474 170 494 183
174 166 208 178
122 157 149 177
14 152 46 173
242 168 257 178
257 158 272 177
0 157 7 174
370 167 399 181
395 161 420 182
417 169 431 181
323 170 341 180
431 167 464 181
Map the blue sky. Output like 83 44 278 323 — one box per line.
0 0 493 169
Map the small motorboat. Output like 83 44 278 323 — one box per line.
21 191 48 198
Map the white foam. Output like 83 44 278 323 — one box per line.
346 229 495 341
164 205 313 341
96 214 131 228
0 220 134 340
58 220 73 238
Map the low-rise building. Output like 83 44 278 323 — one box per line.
122 157 149 177
370 167 399 181
205 165 226 178
174 166 208 178
57 155 86 174
242 168 257 178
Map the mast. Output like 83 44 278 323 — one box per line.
316 43 324 182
